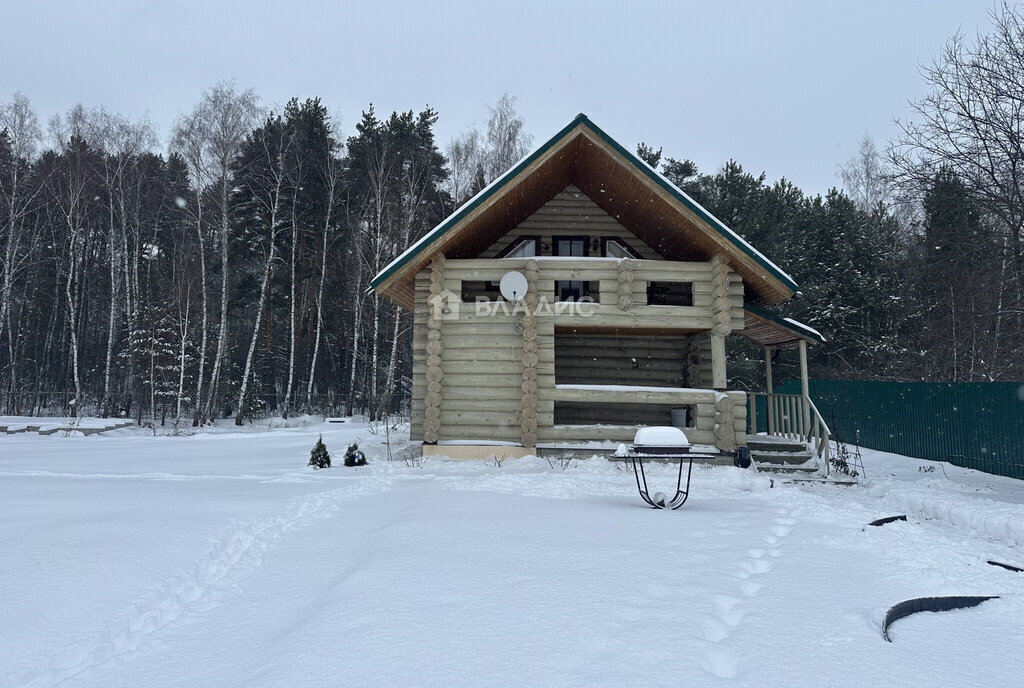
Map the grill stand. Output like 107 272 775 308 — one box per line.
628 452 695 510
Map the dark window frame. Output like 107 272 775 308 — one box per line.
646 281 694 306
552 235 590 302
555 280 596 302
461 279 502 303
552 235 590 257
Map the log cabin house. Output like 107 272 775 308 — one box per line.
371 114 830 464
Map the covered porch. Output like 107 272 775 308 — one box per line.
741 306 832 472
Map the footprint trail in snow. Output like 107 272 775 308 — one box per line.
12 477 393 688
698 510 798 680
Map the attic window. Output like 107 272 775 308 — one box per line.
498 238 539 258
647 281 693 306
602 238 640 259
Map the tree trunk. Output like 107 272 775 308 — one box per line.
307 187 333 412
64 233 82 409
175 287 191 425
282 195 298 419
370 291 380 417
101 202 118 417
193 193 208 425
207 177 231 420
235 145 286 425
235 238 277 425
347 258 363 416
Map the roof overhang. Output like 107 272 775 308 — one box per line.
741 305 825 348
371 113 799 310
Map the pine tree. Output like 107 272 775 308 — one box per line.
343 442 366 467
635 142 662 169
911 168 997 380
309 434 330 469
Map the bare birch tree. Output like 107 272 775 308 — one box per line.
889 3 1024 377
233 114 294 425
484 93 532 181
47 106 97 409
0 93 43 400
185 82 261 421
82 107 156 416
170 106 213 425
445 128 483 205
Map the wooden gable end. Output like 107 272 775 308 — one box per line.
477 185 663 260
372 114 798 310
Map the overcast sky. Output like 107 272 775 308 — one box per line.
1 0 1001 195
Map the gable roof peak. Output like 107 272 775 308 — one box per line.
371 113 799 308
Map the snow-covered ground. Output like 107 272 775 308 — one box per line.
2 419 1022 687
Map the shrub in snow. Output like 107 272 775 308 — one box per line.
309 435 331 469
343 442 366 467
240 374 266 422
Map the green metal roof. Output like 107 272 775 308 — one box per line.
371 113 799 295
745 304 826 344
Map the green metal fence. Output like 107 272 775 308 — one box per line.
766 380 1024 480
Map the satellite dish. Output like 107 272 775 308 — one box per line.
499 271 528 302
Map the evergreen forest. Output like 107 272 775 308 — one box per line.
2 10 1023 426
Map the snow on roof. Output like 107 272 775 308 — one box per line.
745 305 826 344
783 317 825 342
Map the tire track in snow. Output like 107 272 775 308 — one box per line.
10 476 393 688
698 510 797 679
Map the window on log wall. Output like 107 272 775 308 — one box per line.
647 281 693 306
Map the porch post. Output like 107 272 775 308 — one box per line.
764 345 774 435
711 335 727 391
798 339 810 438
709 255 732 392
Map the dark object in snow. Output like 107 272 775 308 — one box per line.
987 560 1023 573
881 596 999 642
733 446 751 469
343 442 367 467
868 515 908 527
309 434 331 469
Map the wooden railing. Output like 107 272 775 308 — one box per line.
805 396 832 473
748 392 832 475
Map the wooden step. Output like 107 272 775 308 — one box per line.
754 462 819 474
782 476 858 486
750 449 813 465
747 436 809 453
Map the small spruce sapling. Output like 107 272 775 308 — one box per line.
343 442 367 467
309 434 331 469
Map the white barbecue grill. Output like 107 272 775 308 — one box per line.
615 426 713 509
